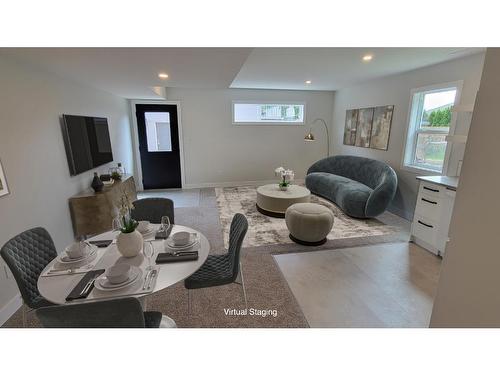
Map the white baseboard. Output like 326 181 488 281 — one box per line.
0 293 22 326
183 179 305 189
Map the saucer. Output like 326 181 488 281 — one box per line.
94 267 142 291
59 248 97 264
165 234 198 250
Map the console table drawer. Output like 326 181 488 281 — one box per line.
415 193 442 220
412 215 438 247
418 182 443 198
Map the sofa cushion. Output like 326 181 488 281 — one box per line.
306 172 373 218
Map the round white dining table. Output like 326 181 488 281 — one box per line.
37 224 210 326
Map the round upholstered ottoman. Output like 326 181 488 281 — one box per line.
285 203 334 246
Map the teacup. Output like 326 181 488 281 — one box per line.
137 220 151 233
106 264 131 284
172 231 191 246
65 242 90 259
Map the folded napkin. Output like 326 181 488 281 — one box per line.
66 269 105 301
88 239 113 248
155 225 173 240
156 251 199 263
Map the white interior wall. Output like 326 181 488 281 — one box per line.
430 48 500 327
0 55 134 323
164 88 334 187
330 53 485 219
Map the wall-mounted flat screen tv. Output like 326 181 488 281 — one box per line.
61 114 114 176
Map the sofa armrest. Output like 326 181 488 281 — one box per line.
365 175 397 218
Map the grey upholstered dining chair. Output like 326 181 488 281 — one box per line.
36 297 163 328
0 227 57 326
131 198 175 224
184 213 248 314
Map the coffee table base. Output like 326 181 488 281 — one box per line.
256 204 285 218
289 234 327 246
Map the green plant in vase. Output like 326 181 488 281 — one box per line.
111 171 122 181
115 189 142 257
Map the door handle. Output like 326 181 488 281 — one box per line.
423 186 439 193
421 198 437 205
418 220 434 228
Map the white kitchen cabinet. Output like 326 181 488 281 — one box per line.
411 176 458 256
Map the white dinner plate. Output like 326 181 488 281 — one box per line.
94 267 142 291
165 234 198 250
58 248 97 264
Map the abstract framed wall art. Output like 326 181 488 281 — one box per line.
370 105 394 150
0 158 9 197
354 107 374 148
343 109 358 146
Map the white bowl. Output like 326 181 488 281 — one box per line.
65 242 89 259
137 220 151 233
172 231 190 246
106 264 131 284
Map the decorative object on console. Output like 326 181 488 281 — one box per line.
343 105 394 150
91 172 104 192
274 167 294 191
114 188 142 258
304 118 330 156
0 158 9 197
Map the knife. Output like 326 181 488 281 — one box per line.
143 269 153 290
146 269 157 290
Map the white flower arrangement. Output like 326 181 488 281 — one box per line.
274 166 294 189
116 188 138 233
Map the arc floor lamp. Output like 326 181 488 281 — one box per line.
304 118 330 157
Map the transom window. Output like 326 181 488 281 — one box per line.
232 102 305 124
403 82 461 173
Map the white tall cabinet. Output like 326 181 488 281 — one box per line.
411 176 459 256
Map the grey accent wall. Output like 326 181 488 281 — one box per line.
0 55 134 319
165 88 335 187
330 53 485 220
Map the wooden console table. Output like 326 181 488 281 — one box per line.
69 174 137 238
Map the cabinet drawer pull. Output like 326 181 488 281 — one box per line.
421 198 437 205
423 186 440 193
418 220 434 228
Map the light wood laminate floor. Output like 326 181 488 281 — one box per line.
274 242 441 327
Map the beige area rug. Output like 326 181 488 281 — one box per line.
216 186 400 248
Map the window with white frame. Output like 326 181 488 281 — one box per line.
403 82 461 173
232 102 305 124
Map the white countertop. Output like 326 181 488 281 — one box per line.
416 175 459 190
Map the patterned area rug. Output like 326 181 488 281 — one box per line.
216 186 400 248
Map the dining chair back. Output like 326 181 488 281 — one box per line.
184 213 248 312
36 297 163 328
0 227 57 310
131 198 175 224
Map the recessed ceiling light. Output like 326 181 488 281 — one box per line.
362 55 373 62
158 73 169 79
305 80 312 84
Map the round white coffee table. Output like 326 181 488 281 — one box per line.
256 184 311 218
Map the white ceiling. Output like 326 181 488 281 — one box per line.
230 48 485 90
0 48 252 98
0 47 484 98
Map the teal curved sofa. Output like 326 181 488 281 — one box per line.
305 155 397 219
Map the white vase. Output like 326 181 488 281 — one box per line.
116 230 143 258
279 185 288 191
